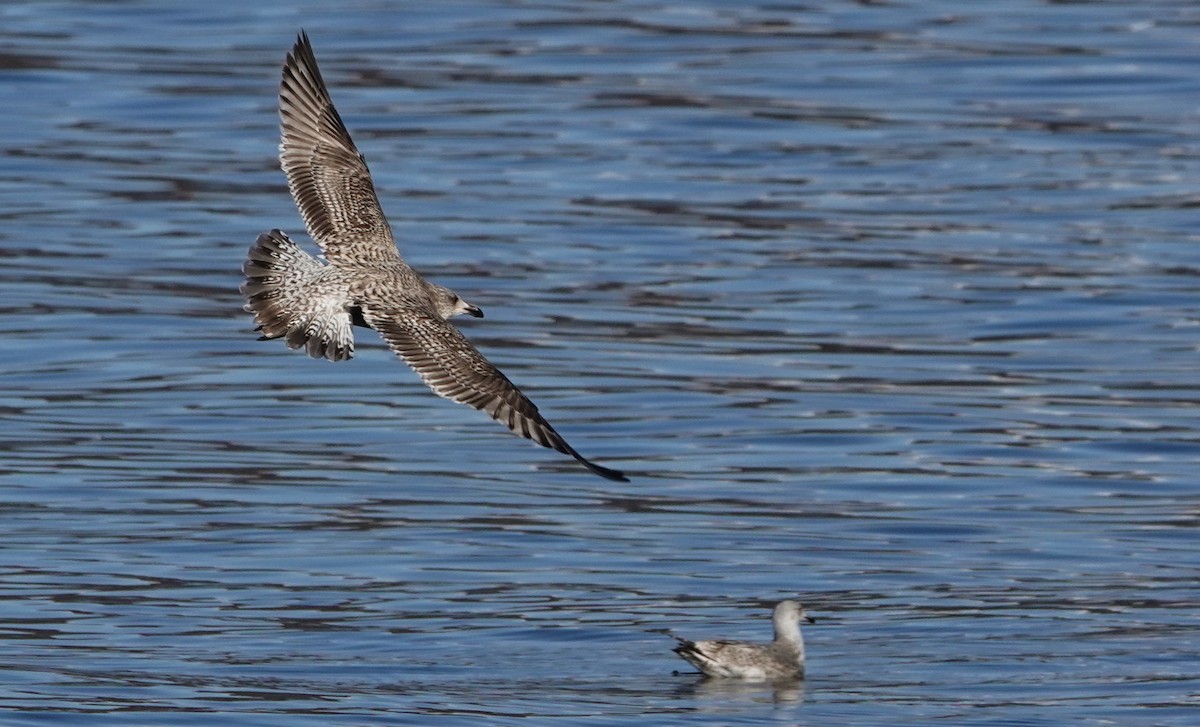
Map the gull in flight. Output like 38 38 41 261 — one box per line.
241 31 628 482
673 601 814 680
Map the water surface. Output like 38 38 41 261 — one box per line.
1 1 1198 724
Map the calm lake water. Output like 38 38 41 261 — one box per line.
2 0 1198 723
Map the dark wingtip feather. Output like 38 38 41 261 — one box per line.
576 456 629 482
549 428 628 481
294 30 312 58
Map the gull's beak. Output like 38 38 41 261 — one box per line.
803 616 816 624
452 297 484 319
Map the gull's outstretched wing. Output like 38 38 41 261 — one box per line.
362 306 628 482
279 31 399 265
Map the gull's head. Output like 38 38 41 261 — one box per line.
775 600 815 626
429 284 484 320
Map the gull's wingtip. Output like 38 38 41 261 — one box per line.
554 433 629 481
579 457 630 482
291 30 313 60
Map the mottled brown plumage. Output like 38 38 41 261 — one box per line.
674 601 814 680
241 31 627 482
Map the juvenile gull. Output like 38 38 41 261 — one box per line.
241 31 628 482
673 601 814 680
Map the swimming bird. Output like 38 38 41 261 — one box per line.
241 31 628 482
673 601 814 680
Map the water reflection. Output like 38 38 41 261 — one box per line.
674 675 806 705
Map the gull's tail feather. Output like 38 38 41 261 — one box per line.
673 638 711 672
241 229 355 362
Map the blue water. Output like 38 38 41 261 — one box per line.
1 0 1198 723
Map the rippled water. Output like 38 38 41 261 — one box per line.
2 1 1199 723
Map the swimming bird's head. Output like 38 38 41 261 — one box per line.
771 600 815 651
775 600 815 626
429 283 484 320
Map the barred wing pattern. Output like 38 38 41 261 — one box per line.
363 306 629 482
279 31 399 265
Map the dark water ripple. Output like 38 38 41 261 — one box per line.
1 0 1199 724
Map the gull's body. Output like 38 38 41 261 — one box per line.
241 32 627 482
673 601 814 680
